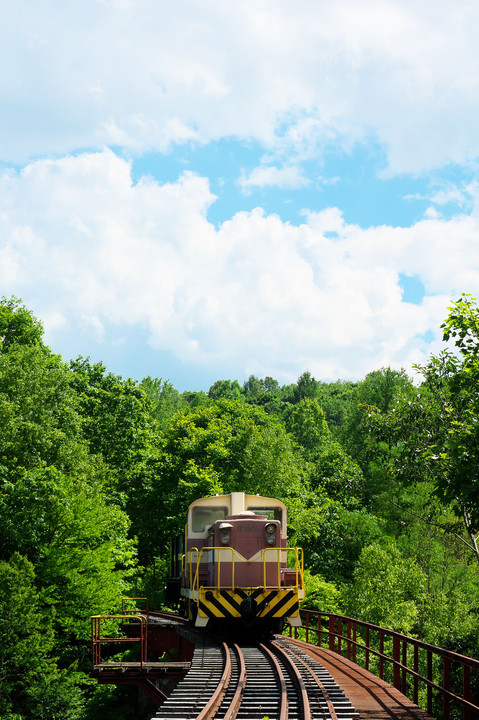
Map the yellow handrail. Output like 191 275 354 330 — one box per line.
187 546 304 592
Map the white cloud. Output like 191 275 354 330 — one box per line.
2 1 479 173
239 164 309 192
0 150 477 383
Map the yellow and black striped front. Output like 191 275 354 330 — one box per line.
197 587 300 621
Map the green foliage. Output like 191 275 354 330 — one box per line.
0 345 84 474
208 379 244 400
0 553 85 719
309 440 364 503
135 555 170 610
314 380 357 433
138 398 306 549
68 357 156 485
343 542 427 634
0 296 45 353
0 553 53 715
294 371 321 401
287 398 330 452
1 295 479 716
366 297 479 559
140 376 187 427
302 504 384 582
0 299 138 718
303 569 341 612
0 349 137 640
419 296 479 538
341 367 414 468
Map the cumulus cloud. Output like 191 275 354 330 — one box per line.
0 150 476 383
2 0 479 173
239 164 310 192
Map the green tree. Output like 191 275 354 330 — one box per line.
140 376 186 427
315 380 356 434
342 367 414 469
208 379 244 400
294 371 321 402
344 542 427 634
368 298 479 563
0 296 45 353
1 467 136 640
69 357 156 489
421 295 479 549
302 569 341 612
302 504 383 581
138 398 306 551
0 553 84 719
0 303 139 716
287 398 330 453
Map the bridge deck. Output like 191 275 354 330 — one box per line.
290 638 435 720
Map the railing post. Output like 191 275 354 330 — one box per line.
317 613 322 647
91 617 96 667
329 615 335 651
413 644 419 706
427 649 433 716
443 657 451 720
365 627 370 671
144 616 148 665
353 622 357 664
347 620 352 661
305 611 309 644
401 639 407 695
379 631 384 680
393 635 401 690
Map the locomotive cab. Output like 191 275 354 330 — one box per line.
179 492 304 634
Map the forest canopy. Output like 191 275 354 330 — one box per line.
0 294 478 719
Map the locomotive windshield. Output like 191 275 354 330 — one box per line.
192 505 228 532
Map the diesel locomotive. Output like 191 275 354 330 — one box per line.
168 492 304 635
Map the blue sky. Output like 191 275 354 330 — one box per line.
1 0 479 391
132 138 432 230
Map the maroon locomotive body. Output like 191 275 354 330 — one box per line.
176 492 304 634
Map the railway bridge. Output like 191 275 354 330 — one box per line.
91 604 479 720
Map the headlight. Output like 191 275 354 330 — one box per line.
219 522 233 545
266 534 276 545
265 523 276 534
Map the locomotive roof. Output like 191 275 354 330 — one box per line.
187 491 287 511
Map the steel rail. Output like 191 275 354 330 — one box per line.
195 641 232 720
222 644 247 720
270 638 312 719
273 638 339 720
154 636 357 719
259 641 289 720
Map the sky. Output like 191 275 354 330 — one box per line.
2 0 479 391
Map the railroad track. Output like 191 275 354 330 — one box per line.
152 635 359 720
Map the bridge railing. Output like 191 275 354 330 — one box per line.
287 610 479 720
91 614 148 668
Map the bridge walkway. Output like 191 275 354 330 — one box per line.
291 638 435 720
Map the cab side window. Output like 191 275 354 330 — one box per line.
248 506 283 529
192 506 228 533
